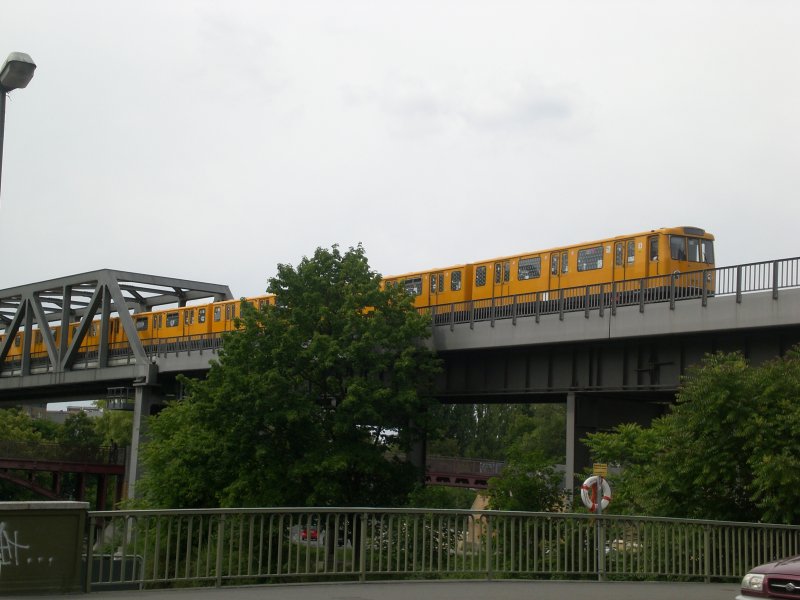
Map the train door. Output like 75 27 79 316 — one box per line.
613 239 636 282
492 261 510 298
548 252 569 291
647 235 660 277
428 272 445 306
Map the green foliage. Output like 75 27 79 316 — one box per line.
428 403 565 463
138 244 441 509
585 348 800 524
58 411 104 450
0 408 45 442
486 436 565 511
405 485 478 510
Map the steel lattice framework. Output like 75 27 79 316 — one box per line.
0 270 233 375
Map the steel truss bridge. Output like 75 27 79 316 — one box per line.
1 258 799 501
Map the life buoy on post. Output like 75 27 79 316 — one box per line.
581 475 611 513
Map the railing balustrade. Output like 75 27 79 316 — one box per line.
427 257 800 327
86 508 800 590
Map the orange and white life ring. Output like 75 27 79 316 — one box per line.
581 475 611 513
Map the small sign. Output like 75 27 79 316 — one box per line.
593 463 608 477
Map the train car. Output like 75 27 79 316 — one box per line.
385 226 715 308
382 265 472 309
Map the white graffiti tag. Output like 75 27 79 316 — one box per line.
0 522 30 575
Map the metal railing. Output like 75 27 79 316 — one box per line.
86 508 800 590
425 257 800 328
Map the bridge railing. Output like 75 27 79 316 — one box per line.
86 507 800 590
426 257 800 327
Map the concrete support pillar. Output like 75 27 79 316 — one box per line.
127 385 158 500
565 391 576 506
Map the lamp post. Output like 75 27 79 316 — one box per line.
0 52 36 202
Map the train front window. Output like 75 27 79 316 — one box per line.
702 240 714 264
670 235 687 260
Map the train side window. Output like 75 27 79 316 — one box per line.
90 325 97 336
35 332 42 343
135 317 148 331
577 246 604 272
518 257 541 280
561 252 569 274
551 254 559 276
494 263 502 284
15 335 20 347
451 270 462 291
166 312 179 327
430 274 437 293
649 237 659 261
199 308 206 323
225 305 231 320
627 241 635 264
403 277 422 296
476 266 487 287
670 235 687 260
615 244 623 266
184 310 194 325
214 306 221 322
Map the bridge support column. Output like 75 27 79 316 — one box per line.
127 385 160 500
565 392 576 506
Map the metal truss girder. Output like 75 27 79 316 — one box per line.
0 269 234 377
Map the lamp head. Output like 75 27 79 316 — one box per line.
0 52 36 92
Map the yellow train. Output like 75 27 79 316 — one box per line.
1 226 714 365
383 226 715 308
0 295 276 367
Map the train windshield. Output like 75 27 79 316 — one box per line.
670 236 714 264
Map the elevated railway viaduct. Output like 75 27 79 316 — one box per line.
1 259 799 500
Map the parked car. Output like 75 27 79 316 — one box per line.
300 527 318 542
738 555 800 598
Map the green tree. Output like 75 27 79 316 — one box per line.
486 439 565 512
139 245 440 508
586 349 800 523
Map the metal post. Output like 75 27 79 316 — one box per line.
736 265 743 303
773 260 780 300
565 392 576 507
0 91 6 201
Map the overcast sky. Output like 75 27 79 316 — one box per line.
1 1 798 298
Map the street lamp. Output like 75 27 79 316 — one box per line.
0 52 36 201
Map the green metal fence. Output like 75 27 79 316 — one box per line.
85 508 800 591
